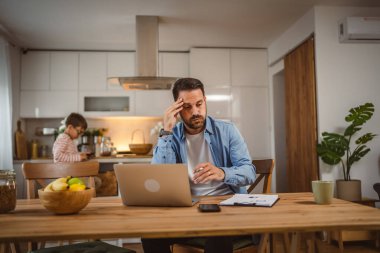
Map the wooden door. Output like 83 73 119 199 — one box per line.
284 36 319 192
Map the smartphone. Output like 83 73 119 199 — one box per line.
198 204 221 212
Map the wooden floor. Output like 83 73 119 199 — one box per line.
123 240 380 253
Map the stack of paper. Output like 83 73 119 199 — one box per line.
219 194 279 207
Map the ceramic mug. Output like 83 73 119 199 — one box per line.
312 180 334 204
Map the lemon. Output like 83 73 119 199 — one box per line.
68 177 84 186
69 183 86 191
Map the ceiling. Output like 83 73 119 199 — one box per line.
0 0 379 51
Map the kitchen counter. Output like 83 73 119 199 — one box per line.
13 155 152 164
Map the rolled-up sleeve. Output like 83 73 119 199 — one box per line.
220 124 256 187
151 135 178 164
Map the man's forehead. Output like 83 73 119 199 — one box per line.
178 89 204 101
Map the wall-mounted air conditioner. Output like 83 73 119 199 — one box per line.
339 17 380 43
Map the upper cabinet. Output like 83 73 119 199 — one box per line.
20 52 79 117
231 49 268 87
79 52 107 91
21 52 50 90
79 90 135 117
20 91 78 118
189 48 269 87
50 52 79 90
159 52 189 78
189 48 230 87
107 52 135 90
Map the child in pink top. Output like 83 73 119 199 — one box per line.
53 113 88 163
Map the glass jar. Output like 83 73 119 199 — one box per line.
100 136 112 156
0 170 16 213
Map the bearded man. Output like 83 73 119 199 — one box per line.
142 77 256 253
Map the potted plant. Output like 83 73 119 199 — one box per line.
316 102 376 201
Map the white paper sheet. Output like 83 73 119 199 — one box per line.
219 194 279 207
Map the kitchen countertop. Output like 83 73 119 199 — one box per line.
13 154 152 164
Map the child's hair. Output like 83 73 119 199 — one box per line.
65 113 87 130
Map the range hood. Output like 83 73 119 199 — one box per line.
109 16 177 90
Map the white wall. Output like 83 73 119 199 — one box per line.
314 6 380 199
269 6 380 199
268 60 285 193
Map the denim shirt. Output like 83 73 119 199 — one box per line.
152 116 256 194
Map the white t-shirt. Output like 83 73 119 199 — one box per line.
185 131 233 196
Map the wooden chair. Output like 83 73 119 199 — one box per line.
23 161 99 199
21 161 99 251
173 159 275 253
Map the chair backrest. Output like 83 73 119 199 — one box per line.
247 159 274 194
22 161 99 199
373 183 380 199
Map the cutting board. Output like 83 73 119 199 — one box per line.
15 120 28 160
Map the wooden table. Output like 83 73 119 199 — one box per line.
329 197 380 252
1 193 380 252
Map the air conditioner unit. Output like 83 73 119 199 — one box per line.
339 17 380 43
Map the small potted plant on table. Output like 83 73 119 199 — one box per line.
317 102 376 201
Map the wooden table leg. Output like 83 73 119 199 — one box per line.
290 232 300 253
0 243 7 253
258 233 269 253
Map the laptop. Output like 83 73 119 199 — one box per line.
114 163 199 207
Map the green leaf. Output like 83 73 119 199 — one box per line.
348 145 370 167
345 102 374 126
355 133 377 145
344 124 361 137
317 132 347 165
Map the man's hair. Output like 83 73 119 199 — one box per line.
65 113 87 130
172 78 205 101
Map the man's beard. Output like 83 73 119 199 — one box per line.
183 115 206 130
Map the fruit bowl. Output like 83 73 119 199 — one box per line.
38 188 94 215
129 143 153 155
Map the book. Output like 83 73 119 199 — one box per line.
219 194 279 207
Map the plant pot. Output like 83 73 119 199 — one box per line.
336 179 362 201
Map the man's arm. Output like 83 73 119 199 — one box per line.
152 98 184 164
220 124 256 187
151 135 178 164
192 123 255 187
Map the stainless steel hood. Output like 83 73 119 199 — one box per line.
109 16 177 90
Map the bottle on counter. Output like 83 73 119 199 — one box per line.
40 145 49 158
80 136 91 153
110 142 117 156
94 136 101 157
0 170 16 213
31 139 39 159
100 136 112 156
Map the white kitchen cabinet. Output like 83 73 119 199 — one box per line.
135 90 172 117
204 87 231 119
231 86 271 158
190 48 230 87
21 52 50 90
20 91 78 118
231 49 269 87
79 90 136 117
50 52 79 90
107 52 135 90
159 52 189 78
79 52 107 91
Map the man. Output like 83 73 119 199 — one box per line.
142 78 256 253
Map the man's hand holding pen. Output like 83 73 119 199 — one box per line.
192 162 225 184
